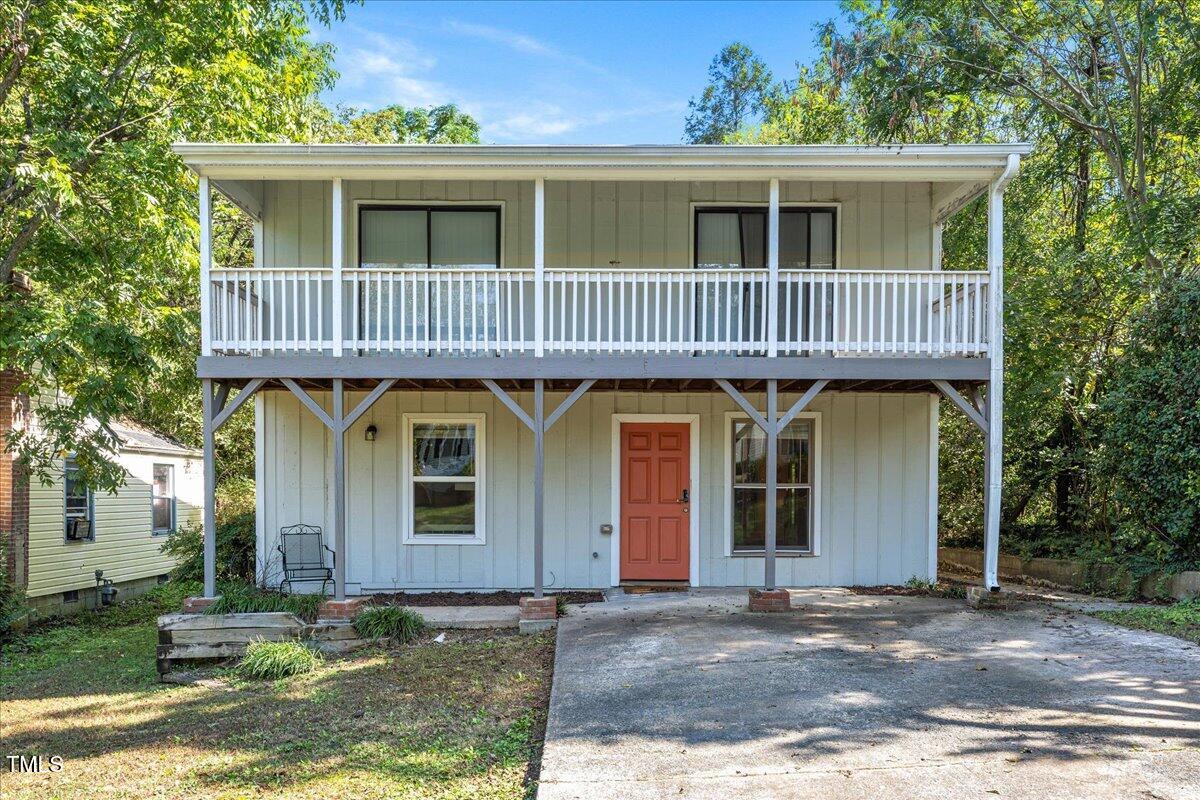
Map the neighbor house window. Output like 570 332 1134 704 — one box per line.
403 414 485 544
152 463 176 534
64 458 94 541
728 415 817 554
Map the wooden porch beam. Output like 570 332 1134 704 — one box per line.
341 379 397 432
933 379 988 435
212 378 266 431
776 379 829 432
281 378 336 431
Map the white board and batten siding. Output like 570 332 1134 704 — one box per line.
260 179 933 270
26 449 203 597
257 390 937 591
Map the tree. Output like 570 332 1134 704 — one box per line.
684 43 775 143
0 0 344 492
325 103 481 144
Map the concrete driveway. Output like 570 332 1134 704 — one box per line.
538 589 1200 800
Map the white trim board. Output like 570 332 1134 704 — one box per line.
401 412 487 546
609 414 701 588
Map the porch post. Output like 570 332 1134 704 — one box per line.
764 378 778 589
983 161 1013 591
533 378 545 597
332 177 344 356
332 378 346 600
534 178 545 357
201 379 217 597
199 177 212 357
767 178 780 356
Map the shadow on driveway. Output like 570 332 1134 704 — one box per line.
539 589 1200 800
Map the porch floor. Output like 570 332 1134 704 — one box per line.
538 589 1200 800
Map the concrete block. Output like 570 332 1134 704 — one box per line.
519 617 557 634
967 586 1015 610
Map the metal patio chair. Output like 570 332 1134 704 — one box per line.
277 524 334 595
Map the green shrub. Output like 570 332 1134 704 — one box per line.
205 582 323 623
905 576 936 592
234 639 322 679
161 478 256 584
1099 276 1200 568
352 606 426 643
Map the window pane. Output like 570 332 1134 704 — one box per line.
810 211 835 268
779 212 809 269
778 420 811 485
739 212 766 269
733 419 810 485
412 423 476 477
431 211 498 269
732 421 766 484
696 212 741 269
65 461 88 513
153 498 172 531
732 487 810 551
153 465 171 498
361 209 427 269
413 482 476 535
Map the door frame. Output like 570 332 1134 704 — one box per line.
610 414 701 588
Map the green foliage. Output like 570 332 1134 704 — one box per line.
0 0 348 493
1099 276 1200 566
684 43 775 143
1093 599 1200 645
0 536 31 633
234 639 323 679
904 576 936 592
323 103 481 144
161 477 257 583
206 582 323 622
352 606 426 643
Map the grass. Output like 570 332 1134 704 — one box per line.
205 582 325 623
235 640 324 680
354 606 426 643
1091 598 1200 645
1 586 556 800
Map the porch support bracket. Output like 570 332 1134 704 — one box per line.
933 380 988 435
212 378 266 431
482 378 596 599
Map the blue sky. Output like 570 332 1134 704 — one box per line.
313 1 841 144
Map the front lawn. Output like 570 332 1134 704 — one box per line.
1091 599 1200 645
1 587 555 800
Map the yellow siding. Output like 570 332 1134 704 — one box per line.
26 450 203 597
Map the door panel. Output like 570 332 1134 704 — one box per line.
620 423 691 581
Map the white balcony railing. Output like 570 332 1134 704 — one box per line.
208 267 990 357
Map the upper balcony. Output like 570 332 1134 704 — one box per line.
206 266 989 357
179 142 1027 381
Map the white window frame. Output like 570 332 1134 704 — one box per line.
353 199 507 270
723 410 822 557
402 413 486 545
63 456 95 542
689 201 843 271
151 462 176 536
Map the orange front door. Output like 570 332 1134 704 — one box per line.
620 423 690 581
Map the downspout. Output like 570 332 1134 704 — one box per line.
983 153 1020 591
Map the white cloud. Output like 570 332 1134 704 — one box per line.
334 31 447 108
443 20 559 58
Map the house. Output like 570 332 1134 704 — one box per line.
174 143 1026 612
1 373 202 616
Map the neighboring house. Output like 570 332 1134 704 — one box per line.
175 143 1026 602
1 374 202 615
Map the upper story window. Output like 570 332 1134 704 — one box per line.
695 207 836 270
360 206 501 270
64 458 94 542
152 463 176 535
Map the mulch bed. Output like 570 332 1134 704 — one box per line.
369 590 605 607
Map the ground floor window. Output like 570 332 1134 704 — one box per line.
152 463 176 534
727 414 816 554
64 457 94 541
403 414 485 544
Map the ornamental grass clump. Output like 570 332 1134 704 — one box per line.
234 639 323 680
353 606 426 644
204 582 323 623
